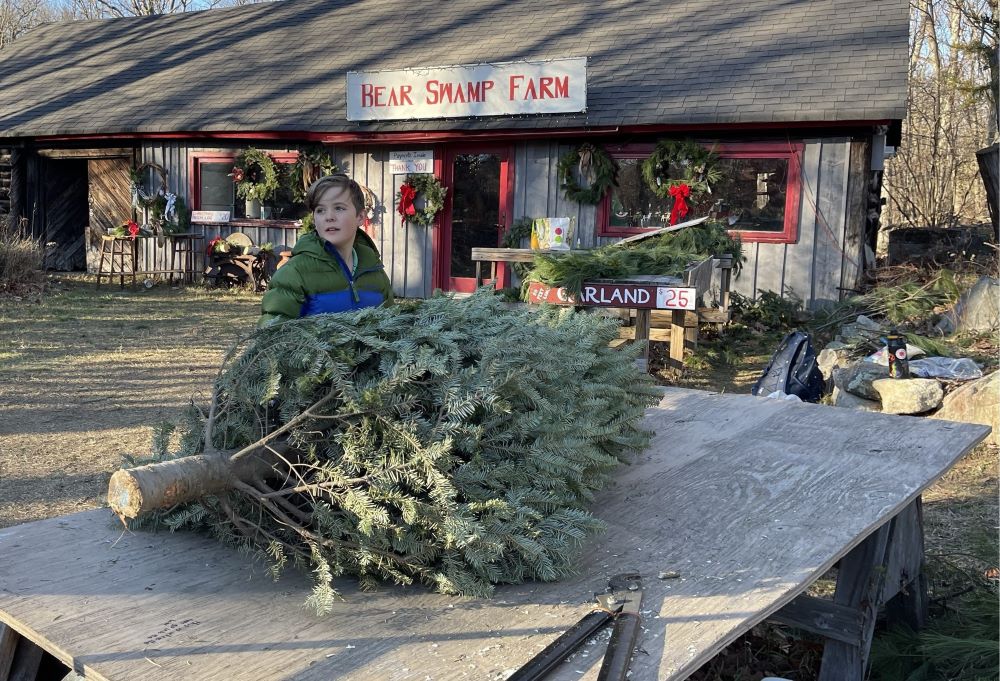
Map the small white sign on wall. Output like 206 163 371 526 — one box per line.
190 210 231 223
389 151 434 175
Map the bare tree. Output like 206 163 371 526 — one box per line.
60 0 267 19
883 0 994 229
0 0 57 48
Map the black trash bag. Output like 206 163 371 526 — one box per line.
751 331 826 403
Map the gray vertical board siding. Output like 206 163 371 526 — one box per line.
783 141 823 307
522 142 555 220
840 140 870 295
811 140 851 309
732 140 829 309
751 241 788 298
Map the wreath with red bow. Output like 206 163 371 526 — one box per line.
641 140 722 224
395 174 446 227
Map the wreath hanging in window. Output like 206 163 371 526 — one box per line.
130 162 168 209
641 140 722 224
395 174 447 227
641 140 721 198
231 148 280 203
291 146 338 204
557 143 617 205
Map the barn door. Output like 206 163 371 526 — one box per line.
41 158 89 271
87 158 133 273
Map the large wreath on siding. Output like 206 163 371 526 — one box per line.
395 174 447 227
232 148 280 203
640 139 721 199
556 143 617 205
130 162 168 209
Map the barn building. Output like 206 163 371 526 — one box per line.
0 0 907 308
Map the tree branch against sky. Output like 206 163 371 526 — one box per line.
883 0 994 229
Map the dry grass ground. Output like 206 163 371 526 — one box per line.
0 274 260 528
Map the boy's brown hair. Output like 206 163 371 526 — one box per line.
306 174 366 214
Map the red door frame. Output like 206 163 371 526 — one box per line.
434 143 515 292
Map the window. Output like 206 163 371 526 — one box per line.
598 142 803 244
190 151 302 220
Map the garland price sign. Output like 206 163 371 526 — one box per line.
347 58 587 121
526 282 697 310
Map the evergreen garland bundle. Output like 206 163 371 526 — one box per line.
134 291 660 612
523 220 742 297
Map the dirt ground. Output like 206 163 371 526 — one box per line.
0 274 261 528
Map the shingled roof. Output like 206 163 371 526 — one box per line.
0 0 908 139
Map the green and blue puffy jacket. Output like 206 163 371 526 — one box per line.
258 230 393 326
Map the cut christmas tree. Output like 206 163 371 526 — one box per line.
110 291 661 613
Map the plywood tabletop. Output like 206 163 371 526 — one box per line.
0 389 989 681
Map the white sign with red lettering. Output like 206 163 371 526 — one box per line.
347 58 587 121
655 287 697 310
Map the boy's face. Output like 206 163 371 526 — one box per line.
313 184 363 254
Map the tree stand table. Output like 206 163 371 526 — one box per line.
0 389 988 681
95 235 204 288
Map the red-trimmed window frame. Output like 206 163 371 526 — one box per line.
596 141 803 244
189 150 300 215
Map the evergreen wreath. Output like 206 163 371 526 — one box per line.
130 163 167 209
396 174 446 227
291 146 338 204
233 148 280 203
641 139 721 199
557 143 617 205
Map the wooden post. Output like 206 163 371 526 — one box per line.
717 254 733 317
634 308 651 372
0 623 17 681
669 309 686 369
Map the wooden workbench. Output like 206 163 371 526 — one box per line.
0 389 989 681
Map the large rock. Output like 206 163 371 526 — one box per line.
931 371 999 445
872 378 944 415
831 386 881 412
837 315 884 345
817 342 854 382
843 362 891 400
934 276 999 334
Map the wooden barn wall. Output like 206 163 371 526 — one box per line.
138 142 304 280
136 138 867 307
730 138 866 310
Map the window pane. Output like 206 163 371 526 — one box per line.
450 154 501 278
709 157 788 232
609 159 672 229
200 162 236 213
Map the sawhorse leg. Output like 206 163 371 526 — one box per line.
0 622 44 681
768 498 928 681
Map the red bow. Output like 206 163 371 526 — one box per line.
668 183 690 225
397 183 417 219
127 220 140 240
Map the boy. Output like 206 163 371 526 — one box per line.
259 174 393 326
